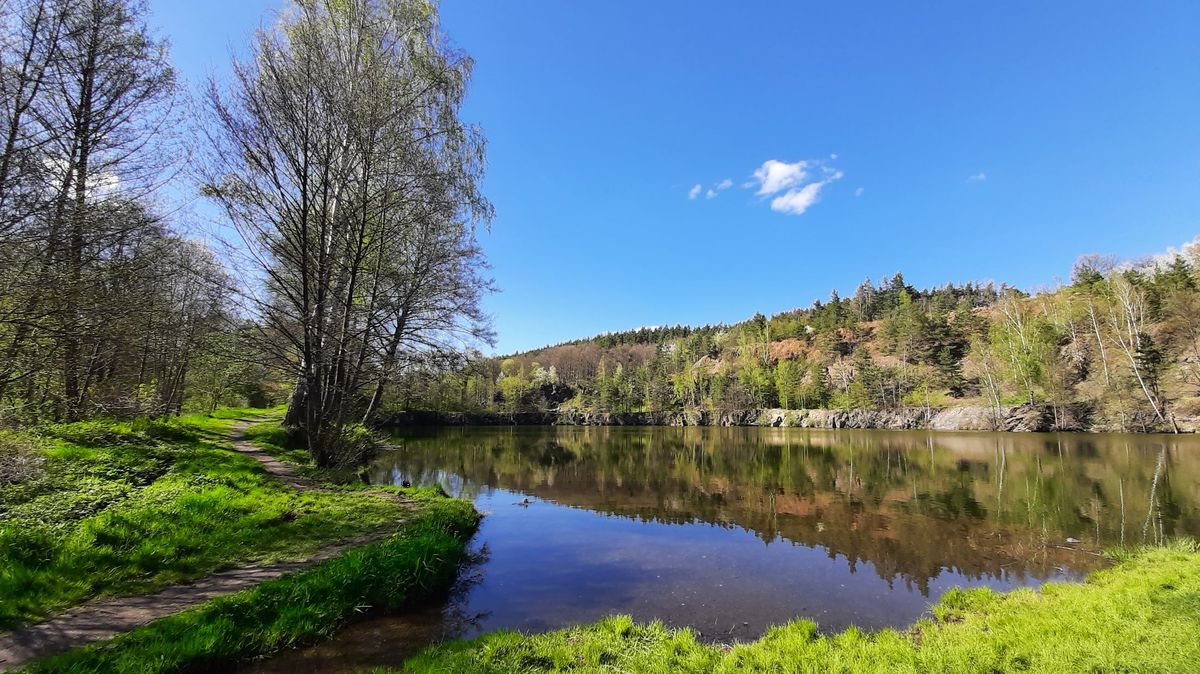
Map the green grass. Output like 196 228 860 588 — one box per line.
204 404 288 420
23 495 478 674
0 409 414 629
399 541 1200 674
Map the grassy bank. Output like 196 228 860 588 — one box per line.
400 542 1200 674
0 410 413 629
22 495 476 674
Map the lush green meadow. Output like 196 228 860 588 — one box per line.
0 410 420 629
23 495 478 674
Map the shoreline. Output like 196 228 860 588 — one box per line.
382 404 1196 434
4 414 480 673
395 543 1200 674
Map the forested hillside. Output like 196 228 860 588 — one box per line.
405 244 1200 432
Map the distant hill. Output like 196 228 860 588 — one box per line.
398 241 1200 433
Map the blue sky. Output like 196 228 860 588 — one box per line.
151 1 1200 354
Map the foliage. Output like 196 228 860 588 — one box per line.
201 0 494 467
0 0 494 473
403 246 1200 432
0 0 289 425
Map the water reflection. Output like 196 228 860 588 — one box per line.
244 427 1199 673
383 427 1196 587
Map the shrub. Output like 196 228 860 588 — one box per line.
329 423 383 468
0 432 45 486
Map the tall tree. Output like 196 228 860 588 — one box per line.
1107 274 1176 432
0 0 190 420
44 0 177 417
202 0 492 466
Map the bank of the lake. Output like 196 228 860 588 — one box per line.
0 411 478 672
243 424 1199 673
385 403 1199 434
399 542 1200 674
21 498 478 674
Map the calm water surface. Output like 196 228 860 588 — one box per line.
248 426 1200 673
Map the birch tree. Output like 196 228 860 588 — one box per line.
1107 274 1176 432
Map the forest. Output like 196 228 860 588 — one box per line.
0 1 493 667
411 250 1200 433
0 0 493 467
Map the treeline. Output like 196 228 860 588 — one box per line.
413 253 1199 432
0 0 494 466
0 0 262 419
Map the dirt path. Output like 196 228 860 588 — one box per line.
0 418 401 671
227 418 319 491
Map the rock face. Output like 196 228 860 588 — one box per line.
382 403 1157 432
929 406 997 431
381 402 1200 433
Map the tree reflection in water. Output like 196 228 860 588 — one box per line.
379 427 1198 591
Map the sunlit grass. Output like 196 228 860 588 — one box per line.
0 408 413 629
242 419 380 483
24 498 479 674
203 404 288 420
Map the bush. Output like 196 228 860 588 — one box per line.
329 423 383 468
0 432 45 486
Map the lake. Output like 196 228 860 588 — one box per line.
246 426 1200 673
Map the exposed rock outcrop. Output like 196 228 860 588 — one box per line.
381 402 1194 433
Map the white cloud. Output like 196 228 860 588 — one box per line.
854 187 864 197
830 153 839 160
770 181 829 216
752 159 810 196
690 178 734 201
967 172 987 183
744 158 844 216
692 158 843 216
